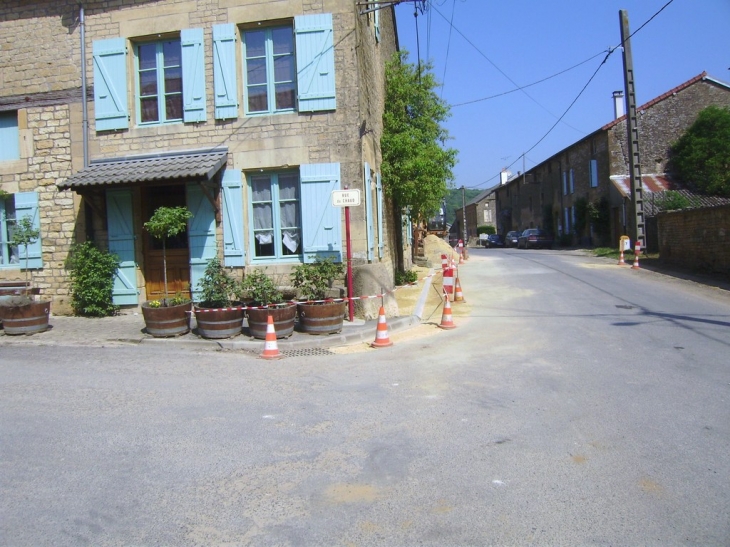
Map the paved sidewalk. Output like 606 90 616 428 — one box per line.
0 274 434 352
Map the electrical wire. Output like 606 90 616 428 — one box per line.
462 0 676 189
440 0 457 99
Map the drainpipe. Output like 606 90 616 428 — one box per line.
79 3 89 167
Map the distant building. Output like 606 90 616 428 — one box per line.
494 72 730 247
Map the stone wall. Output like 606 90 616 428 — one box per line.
657 205 730 274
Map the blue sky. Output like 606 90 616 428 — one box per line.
392 0 730 190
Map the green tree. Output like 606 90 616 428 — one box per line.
669 105 730 197
381 51 457 226
143 206 193 304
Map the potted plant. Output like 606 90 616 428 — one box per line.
0 215 51 335
193 256 243 339
291 257 346 335
239 268 296 339
141 206 194 337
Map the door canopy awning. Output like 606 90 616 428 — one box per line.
57 148 228 190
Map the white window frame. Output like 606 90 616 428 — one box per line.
242 24 296 116
134 38 183 125
248 170 302 261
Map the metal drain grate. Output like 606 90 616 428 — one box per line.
281 347 336 357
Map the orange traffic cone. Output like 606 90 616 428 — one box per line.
438 293 457 329
454 276 465 302
632 252 640 269
618 250 627 265
260 314 283 359
371 306 393 348
459 251 465 264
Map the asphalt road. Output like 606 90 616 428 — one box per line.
1 248 729 546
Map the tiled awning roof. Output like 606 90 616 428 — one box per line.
58 149 228 190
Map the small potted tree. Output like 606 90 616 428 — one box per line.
141 206 194 337
0 216 51 335
239 268 296 339
194 256 243 339
291 257 346 335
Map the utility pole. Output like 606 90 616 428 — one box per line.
619 10 645 249
461 185 466 241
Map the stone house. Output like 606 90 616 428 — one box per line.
0 0 405 314
494 72 730 247
454 186 498 245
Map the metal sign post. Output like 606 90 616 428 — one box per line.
332 189 361 322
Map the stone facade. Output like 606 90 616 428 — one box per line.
494 73 730 247
657 205 730 275
1 0 403 315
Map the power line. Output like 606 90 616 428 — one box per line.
440 0 457 99
462 0 676 189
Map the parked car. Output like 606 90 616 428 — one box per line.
483 234 505 248
505 230 521 247
517 229 553 249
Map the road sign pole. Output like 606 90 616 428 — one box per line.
345 191 354 322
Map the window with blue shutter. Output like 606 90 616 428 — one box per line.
213 24 239 119
376 172 384 259
181 28 206 123
106 189 138 305
221 169 244 266
363 163 375 261
1 191 43 270
0 111 20 161
295 13 336 112
186 183 217 302
93 37 129 131
569 169 575 194
589 159 598 188
300 163 341 263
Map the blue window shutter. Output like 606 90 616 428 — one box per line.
364 163 374 261
14 192 43 270
570 169 575 194
213 24 239 119
187 183 217 302
93 37 129 131
590 159 598 187
0 112 20 161
106 189 138 305
300 163 341 263
376 172 384 258
221 169 244 266
295 13 336 112
181 28 206 123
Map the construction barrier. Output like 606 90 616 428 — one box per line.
632 242 641 270
442 267 454 300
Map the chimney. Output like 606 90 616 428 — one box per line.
613 90 625 119
499 169 511 185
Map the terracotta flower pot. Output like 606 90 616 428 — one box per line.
194 305 244 339
297 300 346 335
141 301 192 337
245 302 297 339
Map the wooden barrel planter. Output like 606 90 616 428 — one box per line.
245 302 297 339
194 306 244 339
297 300 346 335
0 300 51 335
141 301 192 337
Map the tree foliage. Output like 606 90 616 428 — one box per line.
381 51 457 224
669 105 730 197
65 242 120 317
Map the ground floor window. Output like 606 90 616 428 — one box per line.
250 171 301 259
0 193 18 265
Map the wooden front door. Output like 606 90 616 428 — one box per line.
143 185 191 301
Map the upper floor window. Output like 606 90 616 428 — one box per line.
0 112 20 161
250 171 301 259
135 39 183 124
243 26 296 115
